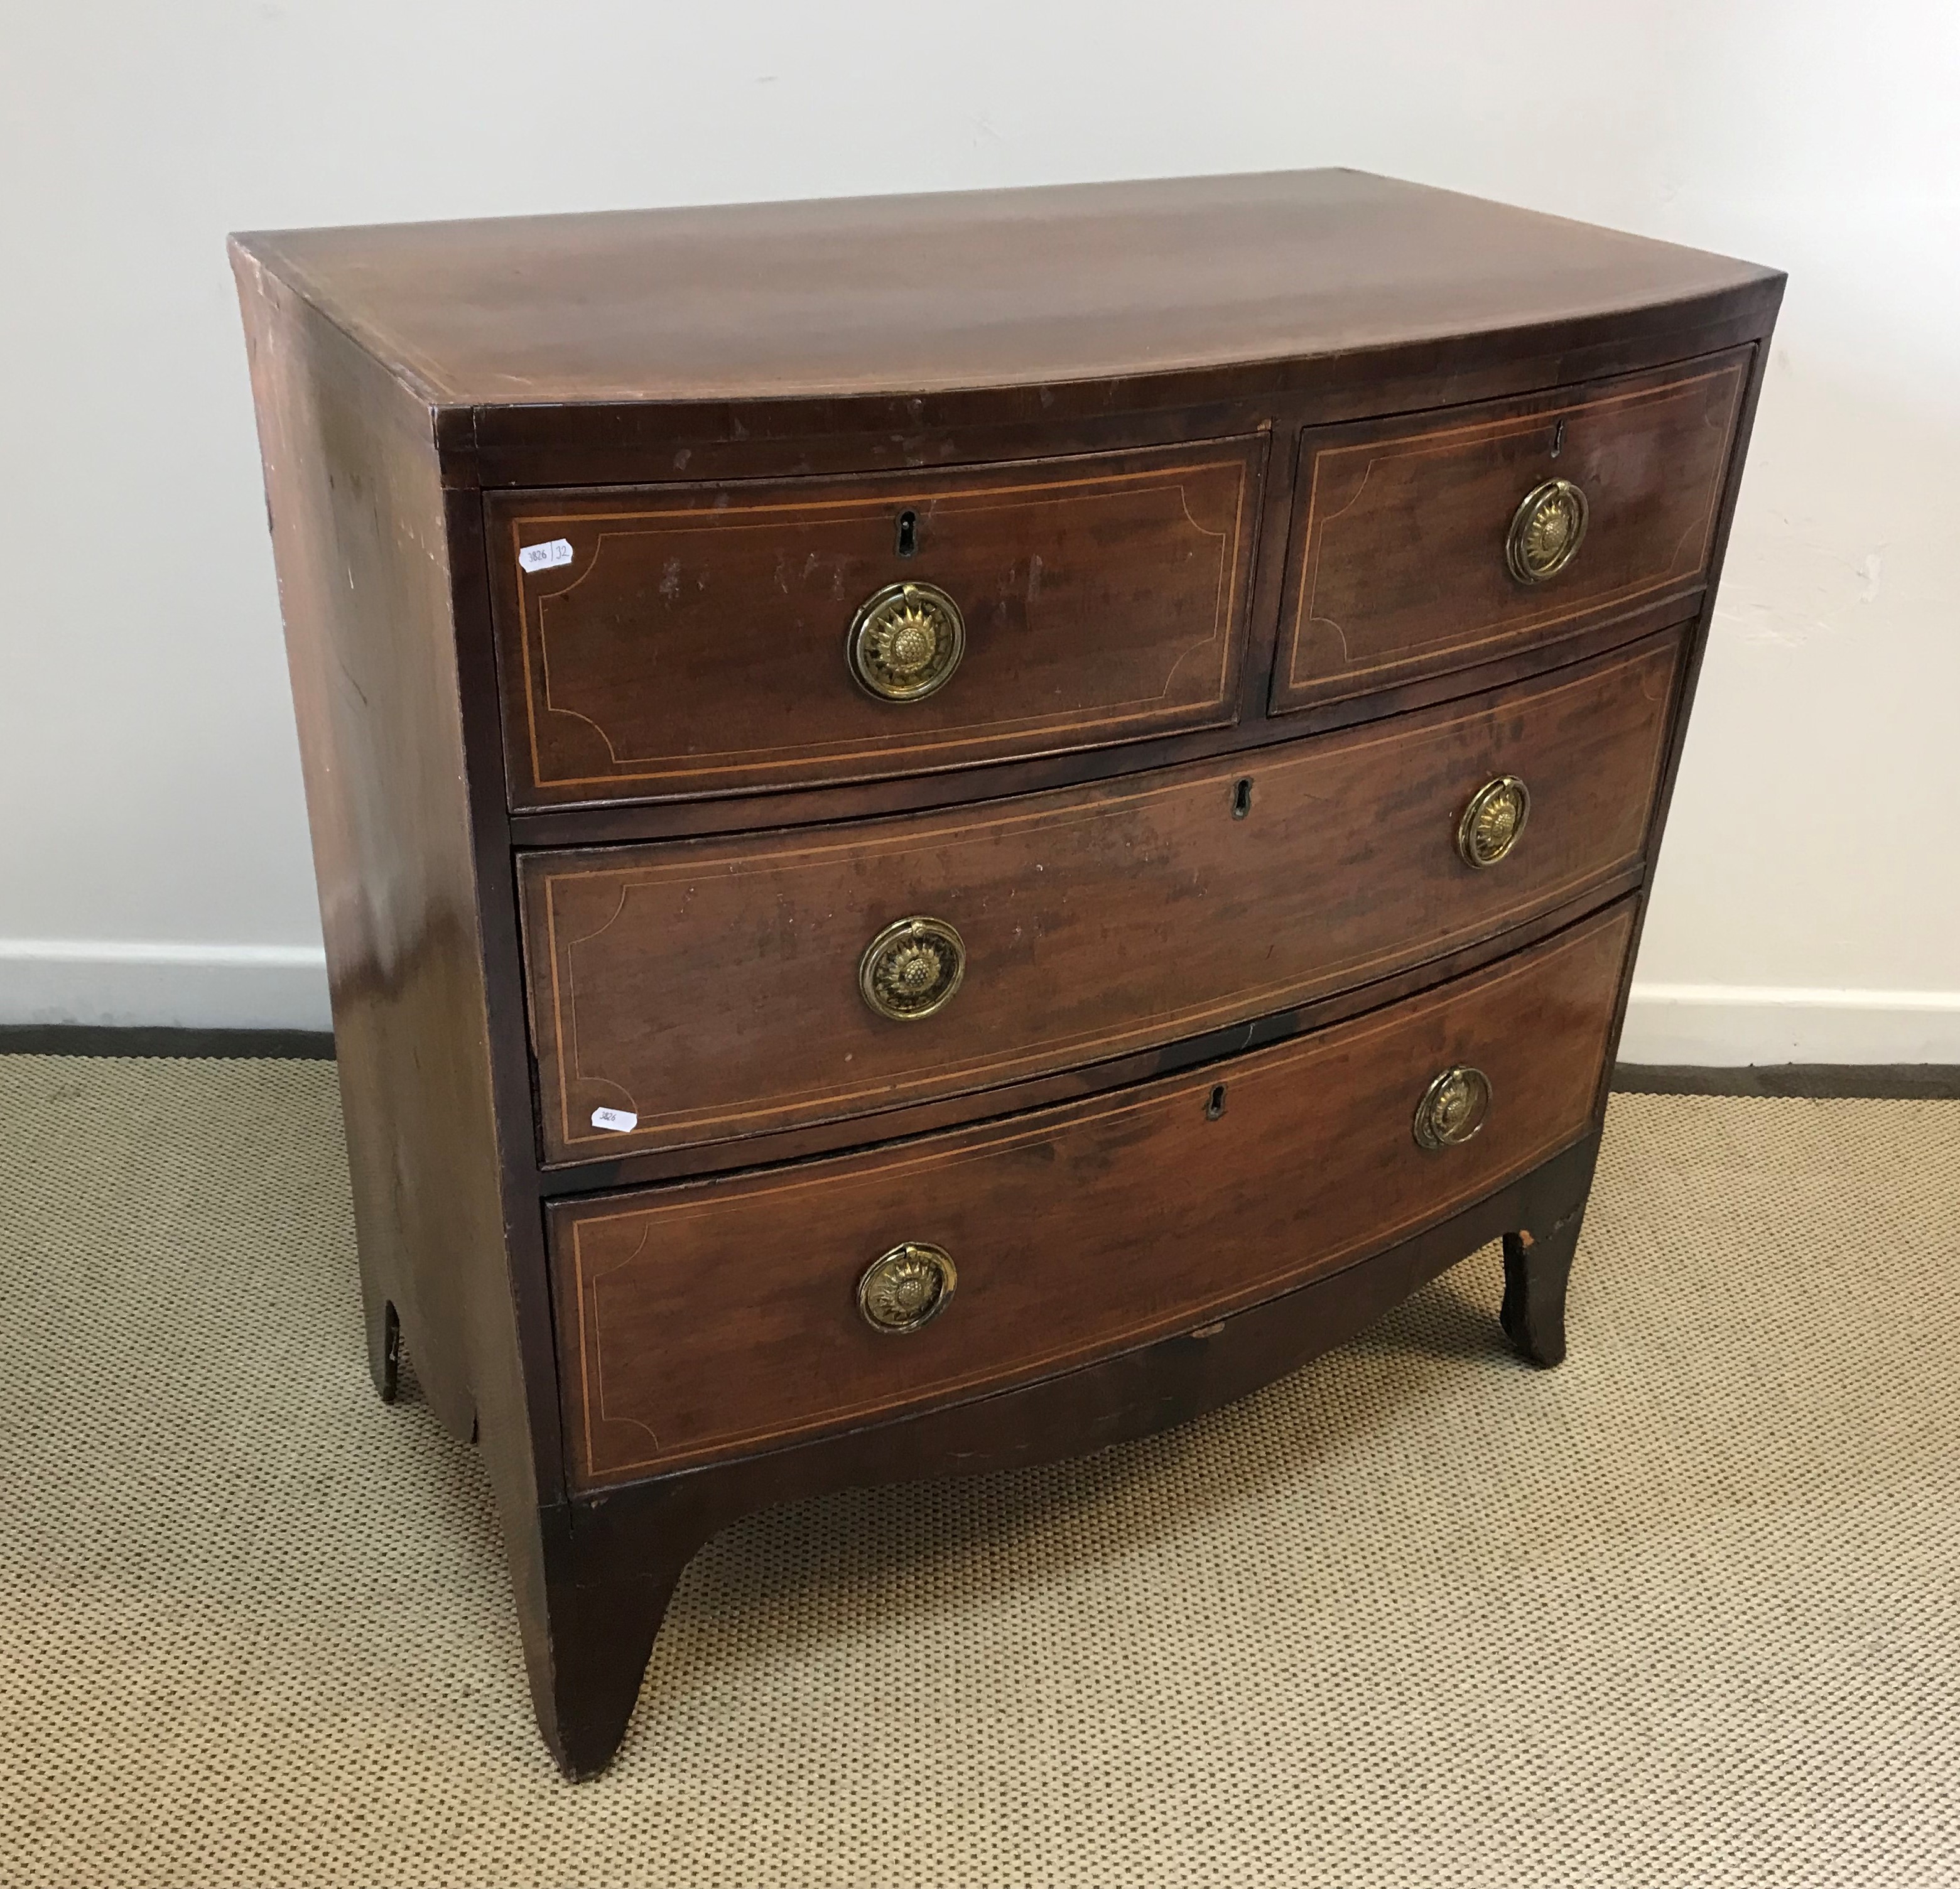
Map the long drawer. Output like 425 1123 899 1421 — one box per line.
1272 351 1749 713
550 899 1634 1487
520 631 1681 1164
488 436 1263 808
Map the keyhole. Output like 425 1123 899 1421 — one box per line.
1232 777 1253 820
1206 1085 1227 1121
1549 419 1566 460
896 509 919 558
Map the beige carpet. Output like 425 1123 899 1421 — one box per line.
0 1058 1956 1888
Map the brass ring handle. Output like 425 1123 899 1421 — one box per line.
1457 776 1530 869
1413 1065 1492 1150
859 916 966 1022
1506 477 1588 584
858 1242 957 1333
847 580 966 701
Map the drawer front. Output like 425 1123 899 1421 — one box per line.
551 900 1633 1486
1272 351 1749 714
489 438 1264 808
521 631 1681 1164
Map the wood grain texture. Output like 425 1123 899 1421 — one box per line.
489 438 1262 806
230 247 580 1767
230 171 1779 411
1274 351 1749 713
550 899 1635 1487
230 254 514 1453
522 634 1681 1164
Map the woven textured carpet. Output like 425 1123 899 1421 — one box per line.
1 1057 1956 1887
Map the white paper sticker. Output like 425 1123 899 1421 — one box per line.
590 1107 639 1134
518 538 575 574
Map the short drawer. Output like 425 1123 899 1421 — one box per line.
489 437 1263 808
550 899 1633 1486
1272 350 1750 714
521 631 1681 1164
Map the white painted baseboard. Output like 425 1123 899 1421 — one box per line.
0 939 332 1032
3 940 1957 1064
1620 983 1960 1067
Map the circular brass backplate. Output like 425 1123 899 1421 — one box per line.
1505 477 1589 584
1457 775 1531 869
847 581 966 701
858 916 966 1022
857 1241 957 1334
1413 1065 1492 1151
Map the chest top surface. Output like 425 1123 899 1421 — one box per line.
231 168 1780 409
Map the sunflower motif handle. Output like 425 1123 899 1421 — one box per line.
857 1242 958 1334
847 581 966 701
1457 776 1530 869
1413 1065 1492 1151
858 916 966 1022
1505 478 1589 584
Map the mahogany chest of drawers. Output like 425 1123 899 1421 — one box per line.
230 170 1781 1776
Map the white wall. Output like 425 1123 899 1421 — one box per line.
3 2 1956 1058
